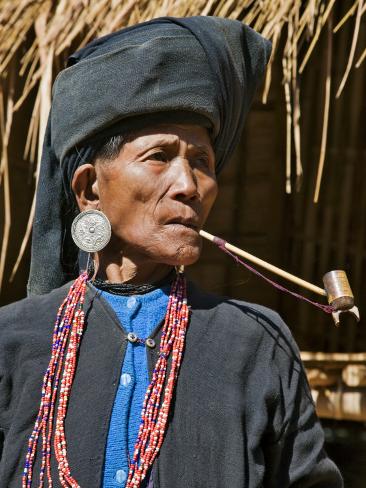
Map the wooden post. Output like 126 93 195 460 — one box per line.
342 365 366 387
311 388 366 422
306 368 339 387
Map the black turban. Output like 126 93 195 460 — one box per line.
28 16 271 295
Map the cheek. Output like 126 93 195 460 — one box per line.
98 171 163 233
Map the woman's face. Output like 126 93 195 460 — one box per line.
79 123 218 267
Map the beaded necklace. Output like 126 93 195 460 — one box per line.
22 269 189 488
92 269 175 296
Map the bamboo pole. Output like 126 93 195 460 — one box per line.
301 351 366 362
0 64 15 292
313 14 332 203
342 365 366 387
311 387 366 421
306 368 339 387
335 0 364 98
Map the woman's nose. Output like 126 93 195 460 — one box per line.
168 158 199 202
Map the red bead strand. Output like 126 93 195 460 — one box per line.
126 272 189 487
22 272 88 488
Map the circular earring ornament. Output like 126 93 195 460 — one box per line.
71 209 111 252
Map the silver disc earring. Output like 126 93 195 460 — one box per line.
71 209 111 252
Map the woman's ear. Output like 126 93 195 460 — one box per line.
71 164 100 212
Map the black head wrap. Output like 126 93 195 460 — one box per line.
28 16 271 295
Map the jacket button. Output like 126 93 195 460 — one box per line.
120 373 132 387
145 338 156 348
115 469 127 484
127 332 138 343
127 296 137 308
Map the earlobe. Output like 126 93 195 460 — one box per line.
71 164 100 212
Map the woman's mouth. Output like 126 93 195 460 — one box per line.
165 218 200 231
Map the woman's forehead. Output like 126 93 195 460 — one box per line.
126 124 212 147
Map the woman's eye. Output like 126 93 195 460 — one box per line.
195 155 210 168
197 157 208 165
150 151 168 162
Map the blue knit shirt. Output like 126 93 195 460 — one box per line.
101 287 170 488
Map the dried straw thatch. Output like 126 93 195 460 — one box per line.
0 0 365 291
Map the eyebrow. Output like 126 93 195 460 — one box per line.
192 144 212 153
135 135 214 157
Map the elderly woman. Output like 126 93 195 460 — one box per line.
0 16 342 488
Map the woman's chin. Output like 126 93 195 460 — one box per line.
160 242 202 267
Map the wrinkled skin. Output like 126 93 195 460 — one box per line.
72 124 218 283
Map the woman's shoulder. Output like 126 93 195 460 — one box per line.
188 280 299 358
0 281 73 334
189 280 285 326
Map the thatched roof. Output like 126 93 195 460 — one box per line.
0 0 365 290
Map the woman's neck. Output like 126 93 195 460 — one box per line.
95 253 173 284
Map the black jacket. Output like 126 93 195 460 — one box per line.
0 281 342 487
